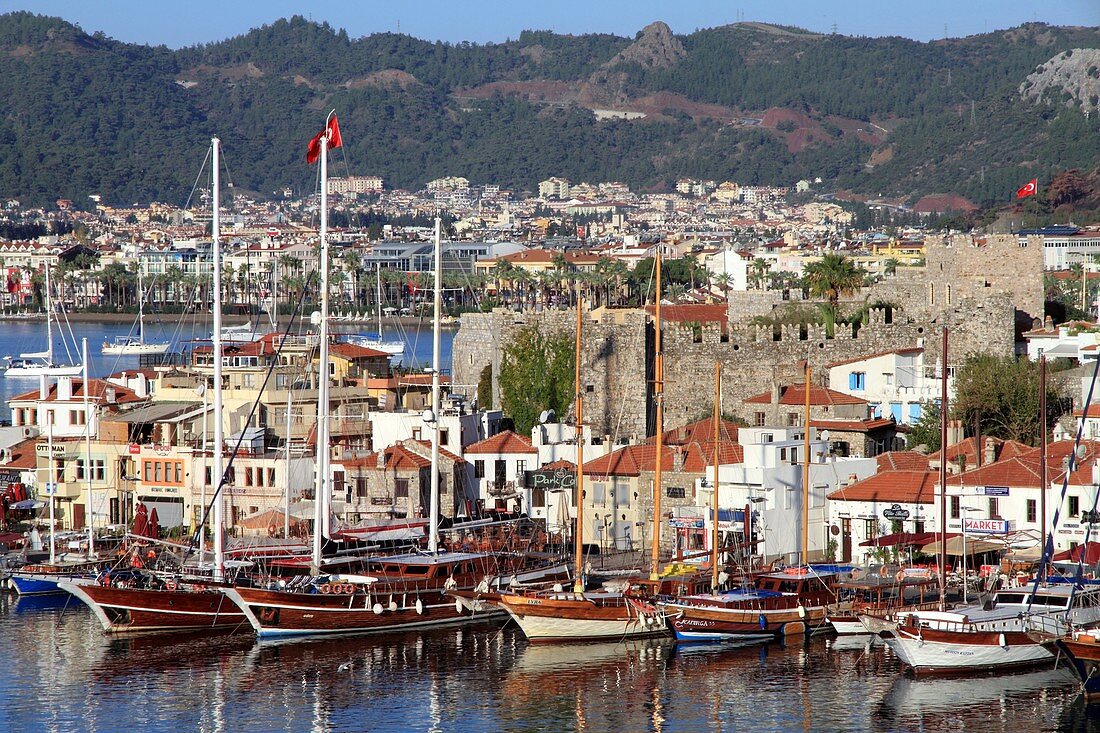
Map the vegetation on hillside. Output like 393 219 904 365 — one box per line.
1 13 1100 206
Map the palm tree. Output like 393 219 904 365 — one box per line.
803 252 865 337
490 260 517 304
749 258 771 290
342 249 363 305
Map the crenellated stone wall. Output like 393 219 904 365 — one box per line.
453 293 1015 438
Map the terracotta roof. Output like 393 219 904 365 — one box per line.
541 459 576 471
876 451 931 472
330 342 390 360
744 383 868 407
827 471 938 504
648 417 740 446
11 379 143 405
412 440 465 464
933 436 1004 468
583 444 674 477
2 438 38 470
680 440 744 472
825 348 923 370
809 418 895 433
464 430 537 455
644 303 728 326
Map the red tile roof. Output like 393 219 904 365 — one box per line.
648 417 740 446
583 445 674 477
330 342 390 360
825 348 923 370
680 440 744 472
2 438 38 470
541 459 576 471
744 383 868 407
809 418 895 433
933 436 1004 468
827 471 939 504
644 303 728 326
464 430 537 455
876 451 932 472
11 379 142 405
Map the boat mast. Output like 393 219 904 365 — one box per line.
649 251 664 582
45 263 53 365
376 264 384 338
312 120 334 572
711 362 721 590
938 326 949 610
212 137 226 582
802 365 811 568
428 217 442 554
1040 354 1048 582
47 409 55 564
83 338 94 558
573 292 585 594
137 265 144 344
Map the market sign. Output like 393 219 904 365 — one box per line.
963 517 1009 534
525 468 575 493
882 504 910 521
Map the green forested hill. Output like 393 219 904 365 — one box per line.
2 12 1099 208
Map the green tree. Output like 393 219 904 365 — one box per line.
803 253 865 337
952 354 1063 445
498 324 575 435
907 401 942 452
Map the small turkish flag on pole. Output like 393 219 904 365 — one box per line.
306 114 342 164
1016 178 1038 199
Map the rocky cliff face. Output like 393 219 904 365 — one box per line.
1020 48 1100 114
603 21 686 70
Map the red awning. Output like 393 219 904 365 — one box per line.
860 531 960 548
1053 542 1100 564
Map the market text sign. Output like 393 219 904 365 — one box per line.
963 517 1008 534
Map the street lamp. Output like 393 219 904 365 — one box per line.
960 505 981 603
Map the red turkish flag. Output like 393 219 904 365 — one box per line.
1016 178 1038 199
306 115 342 164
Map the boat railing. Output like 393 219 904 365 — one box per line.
1025 613 1074 640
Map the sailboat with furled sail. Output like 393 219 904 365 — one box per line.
222 116 549 637
495 253 687 642
60 138 246 632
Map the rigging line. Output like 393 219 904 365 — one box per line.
1028 350 1100 614
184 268 316 561
182 146 213 213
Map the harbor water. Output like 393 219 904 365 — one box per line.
0 594 1097 733
0 318 454 408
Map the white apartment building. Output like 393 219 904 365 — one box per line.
827 348 954 425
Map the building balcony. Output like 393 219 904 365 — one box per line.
486 480 519 498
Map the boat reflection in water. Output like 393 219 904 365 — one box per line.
874 667 1077 732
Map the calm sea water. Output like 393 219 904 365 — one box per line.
0 318 453 408
0 595 1097 733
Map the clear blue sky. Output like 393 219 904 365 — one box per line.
7 1 1099 48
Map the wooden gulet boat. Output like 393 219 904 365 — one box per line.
61 138 246 634
870 583 1100 674
826 572 940 635
496 256 674 643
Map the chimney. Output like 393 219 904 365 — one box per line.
105 386 117 405
770 381 781 405
38 375 48 401
57 376 72 402
946 419 964 448
984 438 996 466
672 445 685 472
376 451 386 469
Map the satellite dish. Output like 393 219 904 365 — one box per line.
539 410 551 424
1076 444 1088 461
310 310 322 326
194 382 206 397
421 409 436 424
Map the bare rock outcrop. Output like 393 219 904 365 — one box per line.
1020 48 1100 114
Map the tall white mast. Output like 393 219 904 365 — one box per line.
137 265 144 343
83 338 94 558
45 264 54 365
212 137 226 583
428 218 442 554
312 124 333 572
47 411 55 564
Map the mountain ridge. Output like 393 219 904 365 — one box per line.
1 12 1099 208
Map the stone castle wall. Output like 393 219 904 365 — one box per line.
453 294 1014 437
452 309 650 441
